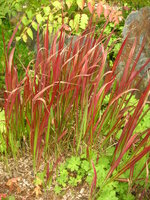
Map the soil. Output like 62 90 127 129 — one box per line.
0 153 90 200
0 152 149 200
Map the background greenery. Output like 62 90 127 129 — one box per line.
1 0 148 90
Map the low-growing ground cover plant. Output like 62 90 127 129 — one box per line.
54 153 135 199
1 11 150 199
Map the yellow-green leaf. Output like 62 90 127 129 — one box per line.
22 34 27 43
69 19 74 29
32 21 38 31
48 26 53 34
52 1 62 9
77 0 84 10
26 10 33 19
43 6 50 15
22 16 28 26
74 14 80 30
16 36 21 41
36 13 43 24
80 14 88 29
57 16 62 24
27 28 33 40
15 3 22 12
64 17 68 24
49 13 53 22
66 0 73 8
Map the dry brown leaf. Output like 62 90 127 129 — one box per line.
6 177 20 191
33 185 42 197
16 186 22 194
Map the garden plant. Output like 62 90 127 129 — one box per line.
0 0 150 199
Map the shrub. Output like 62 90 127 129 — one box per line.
2 0 123 43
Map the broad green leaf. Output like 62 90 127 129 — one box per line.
52 1 62 9
69 19 74 29
22 34 27 43
48 26 53 34
43 6 50 15
57 16 62 24
12 11 17 17
66 0 73 8
64 17 68 23
77 0 84 9
80 14 88 29
16 36 21 41
27 28 33 40
0 18 2 25
53 20 58 28
36 13 43 24
22 15 29 26
15 3 22 12
74 13 80 30
26 10 33 19
32 21 38 31
49 13 53 22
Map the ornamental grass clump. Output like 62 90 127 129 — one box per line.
3 17 150 194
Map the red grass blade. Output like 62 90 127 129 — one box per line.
120 38 137 89
109 146 150 182
57 130 68 142
106 134 138 180
112 35 128 72
44 21 49 59
91 160 97 196
7 17 23 54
